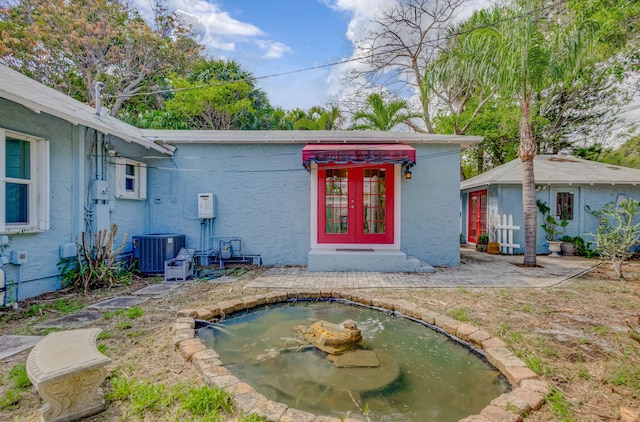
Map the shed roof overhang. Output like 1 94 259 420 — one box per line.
301 144 416 169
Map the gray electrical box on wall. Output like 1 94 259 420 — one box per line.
91 180 110 200
198 193 215 219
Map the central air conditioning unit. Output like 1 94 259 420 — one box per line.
132 234 186 274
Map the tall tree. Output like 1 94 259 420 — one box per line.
436 3 633 178
425 16 500 137
123 58 273 130
163 75 255 130
600 135 640 169
294 106 343 130
348 0 466 133
0 0 202 117
189 59 272 130
350 93 421 131
467 1 597 266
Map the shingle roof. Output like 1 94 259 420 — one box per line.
461 155 640 190
0 64 171 155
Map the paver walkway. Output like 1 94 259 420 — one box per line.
244 248 598 290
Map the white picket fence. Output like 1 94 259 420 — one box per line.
494 214 520 254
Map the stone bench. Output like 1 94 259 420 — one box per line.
26 328 111 422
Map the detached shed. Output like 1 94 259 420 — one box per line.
460 155 640 254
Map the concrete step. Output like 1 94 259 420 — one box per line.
308 249 434 273
406 255 435 273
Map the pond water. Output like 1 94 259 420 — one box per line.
198 300 509 421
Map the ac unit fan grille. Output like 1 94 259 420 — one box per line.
133 234 186 274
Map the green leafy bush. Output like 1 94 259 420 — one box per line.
477 233 489 244
537 200 568 241
588 199 640 278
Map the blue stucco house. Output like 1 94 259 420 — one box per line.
0 64 481 302
460 155 640 254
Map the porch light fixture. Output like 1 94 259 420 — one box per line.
404 163 414 180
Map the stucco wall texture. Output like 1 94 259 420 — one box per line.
146 143 311 266
146 142 462 267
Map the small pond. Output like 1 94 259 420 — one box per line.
198 300 509 421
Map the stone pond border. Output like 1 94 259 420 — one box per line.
173 290 551 422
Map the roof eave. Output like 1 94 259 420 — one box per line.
140 129 482 149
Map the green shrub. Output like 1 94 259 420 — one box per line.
588 199 640 278
477 233 489 245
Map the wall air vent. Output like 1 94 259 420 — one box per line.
132 234 186 274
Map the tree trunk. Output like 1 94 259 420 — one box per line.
518 99 537 266
613 256 624 279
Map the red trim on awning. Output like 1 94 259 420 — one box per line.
302 144 416 169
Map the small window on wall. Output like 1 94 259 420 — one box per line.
556 192 574 220
0 129 50 233
115 157 146 200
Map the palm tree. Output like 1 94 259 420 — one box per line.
294 106 343 130
349 93 421 131
467 0 596 266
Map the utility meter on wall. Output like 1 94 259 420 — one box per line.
198 193 215 219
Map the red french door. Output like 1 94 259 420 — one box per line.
468 189 487 243
318 164 394 244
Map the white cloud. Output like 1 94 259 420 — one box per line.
323 0 491 114
133 0 264 53
255 40 294 59
326 0 395 42
321 0 396 107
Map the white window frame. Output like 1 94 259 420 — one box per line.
0 129 50 233
115 157 147 200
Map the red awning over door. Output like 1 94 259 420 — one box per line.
302 144 416 169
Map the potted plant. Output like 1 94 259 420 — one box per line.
487 218 500 254
476 233 489 252
537 200 568 257
560 235 576 256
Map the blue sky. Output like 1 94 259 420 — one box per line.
130 0 488 111
204 0 354 110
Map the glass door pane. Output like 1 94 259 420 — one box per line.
324 169 349 234
363 168 386 234
469 196 478 240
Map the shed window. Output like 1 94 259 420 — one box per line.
556 192 574 220
115 157 147 200
1 129 50 233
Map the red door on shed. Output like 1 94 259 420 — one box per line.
468 189 487 243
318 164 394 244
